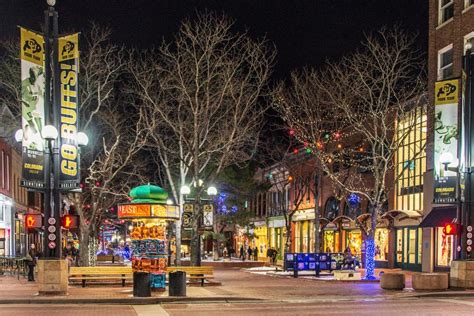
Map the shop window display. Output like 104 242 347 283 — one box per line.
436 227 453 267
346 230 361 256
374 228 388 261
323 230 340 253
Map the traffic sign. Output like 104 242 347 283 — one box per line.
48 233 56 241
468 233 473 239
48 217 56 225
48 241 56 249
468 226 473 232
468 246 473 252
48 226 56 233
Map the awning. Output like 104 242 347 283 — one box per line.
382 209 422 221
419 206 457 227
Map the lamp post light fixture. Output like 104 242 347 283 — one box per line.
180 185 191 195
76 132 89 147
14 129 23 143
439 152 454 171
42 125 58 141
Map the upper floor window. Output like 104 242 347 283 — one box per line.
438 45 454 80
439 0 454 24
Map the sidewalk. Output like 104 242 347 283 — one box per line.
0 268 473 304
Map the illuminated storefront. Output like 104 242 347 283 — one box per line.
435 226 453 267
292 209 315 253
252 221 268 260
374 228 389 261
392 105 426 271
344 229 362 257
323 228 340 253
268 216 285 260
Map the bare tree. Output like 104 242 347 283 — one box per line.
130 12 275 266
275 28 426 279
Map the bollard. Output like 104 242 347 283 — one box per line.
169 271 186 296
133 272 151 297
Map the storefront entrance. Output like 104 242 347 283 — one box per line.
394 226 422 271
323 230 340 253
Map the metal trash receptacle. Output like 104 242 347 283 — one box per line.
169 271 186 296
133 272 151 297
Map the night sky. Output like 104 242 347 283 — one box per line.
1 0 427 79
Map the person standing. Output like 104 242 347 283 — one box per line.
247 245 252 260
240 245 245 261
253 247 258 261
26 244 37 281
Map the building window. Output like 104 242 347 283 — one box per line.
439 0 454 24
324 197 339 221
438 45 454 80
464 32 474 54
374 228 389 261
395 105 427 212
436 227 453 266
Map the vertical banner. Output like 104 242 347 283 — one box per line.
20 28 46 189
58 33 80 190
434 79 459 203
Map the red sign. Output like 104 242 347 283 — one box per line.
25 214 42 228
443 223 458 235
118 204 151 218
61 215 79 229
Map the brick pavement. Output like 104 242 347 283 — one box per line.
0 268 466 304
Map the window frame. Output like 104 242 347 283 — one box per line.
439 0 454 25
438 44 454 80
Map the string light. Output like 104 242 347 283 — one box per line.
365 238 376 280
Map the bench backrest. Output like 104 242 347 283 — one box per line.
166 266 214 274
69 266 132 275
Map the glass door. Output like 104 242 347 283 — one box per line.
394 227 422 271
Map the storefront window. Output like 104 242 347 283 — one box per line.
302 221 309 252
418 228 422 264
0 229 5 256
375 228 389 261
324 230 340 252
309 221 315 252
396 229 403 262
436 227 453 267
294 222 301 252
409 229 416 264
346 230 362 256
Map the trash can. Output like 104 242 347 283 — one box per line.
169 271 186 296
133 272 151 297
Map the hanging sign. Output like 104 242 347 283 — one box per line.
58 33 80 190
433 79 459 203
20 28 46 189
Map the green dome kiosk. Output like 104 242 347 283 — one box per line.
118 184 179 296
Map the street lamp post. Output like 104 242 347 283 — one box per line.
461 43 474 259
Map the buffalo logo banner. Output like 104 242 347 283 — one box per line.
20 28 46 189
58 33 80 190
434 79 459 204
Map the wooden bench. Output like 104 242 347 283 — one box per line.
96 255 120 263
69 266 132 287
166 266 214 287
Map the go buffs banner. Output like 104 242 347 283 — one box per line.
433 79 459 203
58 33 80 190
20 28 46 189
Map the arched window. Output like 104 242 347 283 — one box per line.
324 197 339 220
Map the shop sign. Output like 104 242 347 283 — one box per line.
118 204 151 218
253 221 266 227
203 204 213 227
292 209 315 221
151 204 179 219
434 79 459 204
268 218 285 228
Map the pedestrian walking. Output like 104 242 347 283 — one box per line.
247 246 252 260
240 245 245 261
26 244 37 281
253 247 258 261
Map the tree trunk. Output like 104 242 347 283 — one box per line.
283 222 292 270
314 206 321 253
79 228 91 267
364 233 376 280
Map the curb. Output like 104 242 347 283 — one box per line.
0 296 261 305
